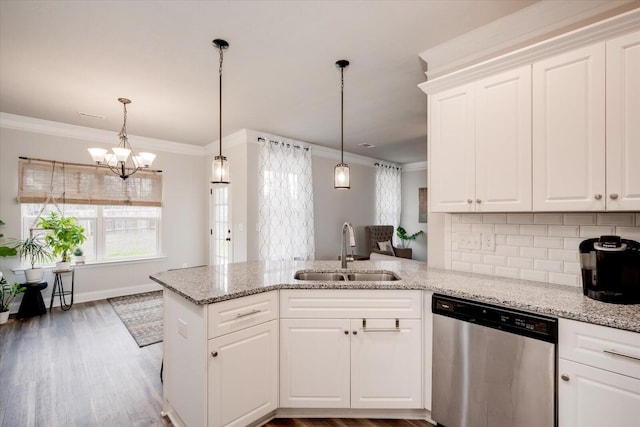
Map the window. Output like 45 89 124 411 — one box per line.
210 186 231 265
21 204 161 262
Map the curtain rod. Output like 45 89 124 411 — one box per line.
257 137 309 151
18 156 163 173
374 162 401 170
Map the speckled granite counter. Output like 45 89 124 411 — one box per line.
150 259 640 333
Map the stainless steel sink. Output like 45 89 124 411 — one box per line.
346 272 399 281
294 270 399 281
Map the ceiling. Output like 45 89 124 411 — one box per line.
0 0 537 164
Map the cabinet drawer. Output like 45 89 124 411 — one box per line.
280 290 422 319
559 318 640 379
208 291 278 338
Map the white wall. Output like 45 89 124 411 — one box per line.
0 125 209 310
400 168 427 262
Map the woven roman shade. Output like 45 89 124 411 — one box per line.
17 159 162 207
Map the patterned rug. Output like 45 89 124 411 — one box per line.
108 290 163 347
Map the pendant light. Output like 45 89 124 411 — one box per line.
88 98 156 180
211 38 230 184
334 59 350 189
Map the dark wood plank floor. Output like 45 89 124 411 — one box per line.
0 299 432 427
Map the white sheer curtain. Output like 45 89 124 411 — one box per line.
258 139 315 261
375 162 402 230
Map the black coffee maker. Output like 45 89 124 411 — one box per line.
579 235 640 304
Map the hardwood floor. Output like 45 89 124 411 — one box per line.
0 299 432 427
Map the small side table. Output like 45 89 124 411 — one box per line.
50 269 74 311
17 281 48 319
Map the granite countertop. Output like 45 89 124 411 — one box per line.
150 259 640 333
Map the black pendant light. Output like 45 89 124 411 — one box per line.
211 38 230 184
334 59 350 189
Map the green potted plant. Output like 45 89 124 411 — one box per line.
0 219 17 258
396 226 424 249
73 247 85 265
0 273 26 324
38 212 86 271
13 235 54 283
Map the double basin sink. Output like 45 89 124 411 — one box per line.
294 270 400 281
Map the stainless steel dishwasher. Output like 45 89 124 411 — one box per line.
431 294 557 427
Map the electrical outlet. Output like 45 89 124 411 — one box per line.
482 233 496 251
458 233 481 250
178 319 188 338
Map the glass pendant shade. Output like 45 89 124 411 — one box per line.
139 152 156 167
88 148 108 163
334 163 350 189
112 147 131 162
212 155 230 184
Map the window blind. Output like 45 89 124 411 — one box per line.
17 159 163 207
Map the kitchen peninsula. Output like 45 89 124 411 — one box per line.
150 260 640 427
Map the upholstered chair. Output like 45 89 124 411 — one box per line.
364 225 412 259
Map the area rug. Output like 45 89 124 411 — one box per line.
108 290 163 347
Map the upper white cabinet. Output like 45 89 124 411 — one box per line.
532 43 607 211
430 66 532 212
606 30 640 210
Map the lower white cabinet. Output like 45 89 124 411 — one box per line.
558 318 640 427
208 319 278 427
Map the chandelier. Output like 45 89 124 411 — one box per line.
88 98 156 180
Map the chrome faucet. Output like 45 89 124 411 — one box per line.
341 222 356 269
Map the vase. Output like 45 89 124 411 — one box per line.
0 310 9 325
25 267 44 283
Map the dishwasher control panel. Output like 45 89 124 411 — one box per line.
433 294 557 343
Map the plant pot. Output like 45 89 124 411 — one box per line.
25 267 44 283
75 256 85 265
56 261 71 271
0 310 9 325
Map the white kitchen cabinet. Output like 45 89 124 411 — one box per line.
279 290 423 409
429 66 531 212
208 319 278 427
558 318 640 427
606 30 640 210
423 291 433 412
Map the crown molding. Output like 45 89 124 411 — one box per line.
0 112 207 156
419 6 640 95
401 161 427 172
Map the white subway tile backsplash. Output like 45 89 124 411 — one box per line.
520 269 547 282
519 225 547 236
548 226 579 237
495 266 519 279
508 257 534 269
548 248 578 262
483 214 507 224
564 213 596 226
549 272 579 287
507 235 534 247
534 259 563 273
445 211 640 287
507 213 534 224
597 213 635 226
533 236 563 249
520 247 547 259
495 224 520 234
534 213 564 225
580 226 615 237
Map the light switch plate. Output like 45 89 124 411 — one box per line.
458 233 481 250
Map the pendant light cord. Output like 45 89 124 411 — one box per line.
120 102 128 141
340 66 344 164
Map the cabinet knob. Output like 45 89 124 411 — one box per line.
467 199 473 204
344 330 349 335
476 199 482 204
211 351 218 358
561 374 570 382
610 193 619 200
594 194 602 200
352 330 358 335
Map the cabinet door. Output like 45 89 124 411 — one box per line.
280 318 351 408
476 66 532 211
350 318 422 409
558 358 640 427
208 319 278 427
533 43 606 211
606 30 640 210
429 84 476 212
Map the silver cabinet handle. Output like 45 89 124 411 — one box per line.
476 199 482 204
561 374 570 382
236 309 262 318
610 193 619 200
604 349 640 362
211 351 218 358
467 199 473 204
594 194 602 200
361 318 400 333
